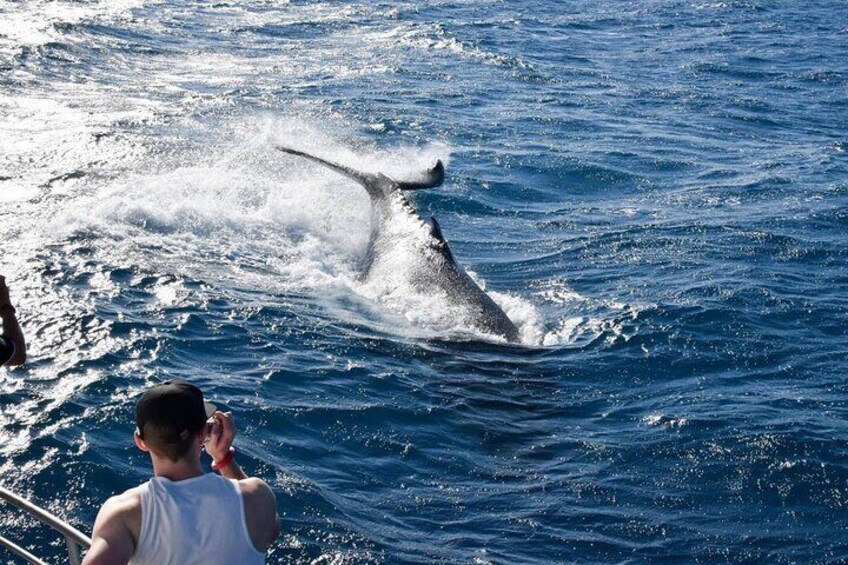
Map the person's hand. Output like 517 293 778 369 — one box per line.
0 276 10 306
205 410 236 463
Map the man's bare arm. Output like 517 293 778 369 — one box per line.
206 410 247 479
240 478 280 551
206 409 279 549
83 495 137 565
217 456 249 480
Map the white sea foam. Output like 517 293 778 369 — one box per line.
0 0 145 48
42 116 632 346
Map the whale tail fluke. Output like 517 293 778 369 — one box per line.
396 159 444 190
275 145 375 186
275 145 444 192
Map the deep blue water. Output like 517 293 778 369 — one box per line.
2 1 848 563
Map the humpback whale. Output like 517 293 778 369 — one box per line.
276 145 521 343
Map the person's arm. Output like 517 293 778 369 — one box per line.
239 478 281 550
217 456 248 480
205 410 248 480
82 495 137 565
0 275 26 366
205 410 280 549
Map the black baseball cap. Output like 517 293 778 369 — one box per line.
135 380 216 442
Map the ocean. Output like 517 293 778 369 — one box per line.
1 1 847 563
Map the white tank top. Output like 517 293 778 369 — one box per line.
130 473 265 565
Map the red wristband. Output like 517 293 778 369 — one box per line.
211 446 236 470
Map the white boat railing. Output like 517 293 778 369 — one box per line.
0 484 91 565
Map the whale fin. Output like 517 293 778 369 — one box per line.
395 160 445 190
429 216 456 263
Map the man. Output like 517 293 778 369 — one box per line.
0 275 26 366
84 381 280 564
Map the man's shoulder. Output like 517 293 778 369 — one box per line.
237 477 275 501
99 485 143 519
85 486 144 564
236 477 277 519
110 484 145 503
237 476 270 490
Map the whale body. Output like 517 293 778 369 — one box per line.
277 145 520 343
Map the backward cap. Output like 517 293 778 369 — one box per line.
136 380 216 442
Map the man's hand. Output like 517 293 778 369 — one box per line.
204 410 248 480
205 410 236 463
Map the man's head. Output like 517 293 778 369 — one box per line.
135 380 216 462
